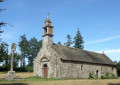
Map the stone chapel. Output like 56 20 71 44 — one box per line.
33 14 117 79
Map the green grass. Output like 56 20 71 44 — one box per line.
0 78 120 85
0 76 60 82
23 76 60 81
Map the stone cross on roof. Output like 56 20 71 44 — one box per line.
47 12 49 19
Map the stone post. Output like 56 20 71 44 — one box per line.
10 43 16 71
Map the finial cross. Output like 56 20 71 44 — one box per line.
47 12 49 18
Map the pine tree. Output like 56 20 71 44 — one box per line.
3 43 9 68
0 42 7 62
64 34 72 46
0 0 6 41
58 41 62 45
0 0 13 41
73 29 84 49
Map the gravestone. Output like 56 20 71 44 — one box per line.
1 43 22 81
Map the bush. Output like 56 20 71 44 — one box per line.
25 66 33 72
89 73 97 79
14 66 33 72
0 66 33 72
116 62 120 76
14 67 26 72
0 66 8 71
101 72 117 79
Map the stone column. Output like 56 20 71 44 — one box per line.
10 43 16 71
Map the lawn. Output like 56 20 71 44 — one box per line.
0 72 33 78
0 72 120 85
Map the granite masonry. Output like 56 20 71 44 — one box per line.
34 13 117 79
1 43 22 81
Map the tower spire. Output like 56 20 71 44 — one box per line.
45 12 51 23
47 12 49 20
42 13 54 46
43 13 54 37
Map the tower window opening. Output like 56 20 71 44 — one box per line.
44 28 47 35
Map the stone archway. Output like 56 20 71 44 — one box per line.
43 64 48 78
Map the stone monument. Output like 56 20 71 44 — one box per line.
1 43 22 81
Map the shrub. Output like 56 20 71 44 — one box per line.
0 66 8 71
13 66 33 72
25 66 33 72
0 66 33 72
89 72 97 79
101 72 117 79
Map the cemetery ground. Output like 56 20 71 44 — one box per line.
0 72 120 85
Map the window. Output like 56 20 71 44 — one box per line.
81 64 83 71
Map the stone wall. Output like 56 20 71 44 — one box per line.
60 61 117 79
34 44 61 78
34 44 117 79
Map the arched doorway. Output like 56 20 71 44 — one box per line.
96 70 98 79
43 64 48 78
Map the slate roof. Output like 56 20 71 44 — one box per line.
52 44 115 66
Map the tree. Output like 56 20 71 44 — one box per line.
18 34 29 66
64 34 72 46
114 61 120 76
0 0 7 33
0 0 6 2
58 41 62 45
73 28 84 49
27 38 42 66
13 53 20 68
18 35 42 66
38 40 42 51
27 37 38 66
0 0 13 42
3 53 20 69
0 42 7 62
0 0 6 41
2 43 9 68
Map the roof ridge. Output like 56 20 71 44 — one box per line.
56 44 103 55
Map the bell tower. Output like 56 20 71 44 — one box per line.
42 13 54 47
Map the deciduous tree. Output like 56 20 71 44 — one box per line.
18 34 29 66
27 37 41 66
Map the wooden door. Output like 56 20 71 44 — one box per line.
96 70 98 79
43 64 48 78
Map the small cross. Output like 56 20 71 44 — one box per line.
47 12 49 18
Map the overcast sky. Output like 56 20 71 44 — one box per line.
1 0 120 61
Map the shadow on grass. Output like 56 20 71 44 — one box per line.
108 83 120 85
0 83 28 85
